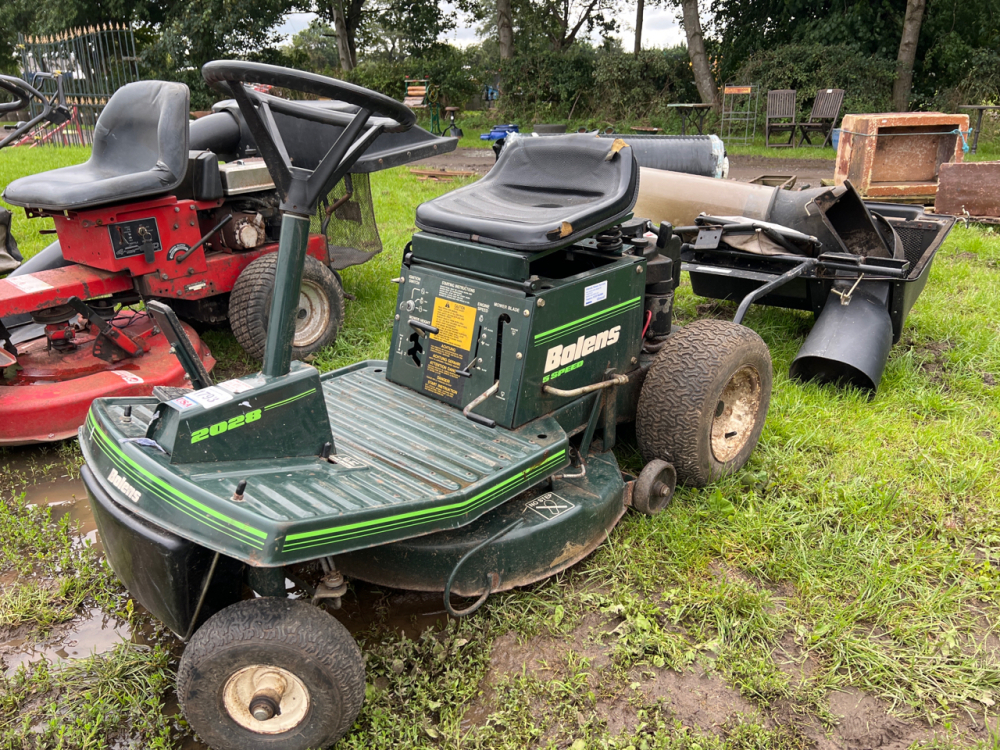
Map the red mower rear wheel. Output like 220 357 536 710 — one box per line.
229 254 344 361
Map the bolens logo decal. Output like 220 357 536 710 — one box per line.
107 468 141 503
543 325 621 376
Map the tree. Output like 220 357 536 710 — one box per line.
497 0 514 59
457 0 618 53
891 0 925 110
535 0 618 50
677 0 718 109
287 19 341 72
317 0 364 70
634 0 643 53
359 0 456 59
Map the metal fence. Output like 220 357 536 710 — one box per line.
15 24 139 146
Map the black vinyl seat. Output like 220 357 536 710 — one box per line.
3 81 190 211
415 133 639 252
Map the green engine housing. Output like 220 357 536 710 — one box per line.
386 232 646 429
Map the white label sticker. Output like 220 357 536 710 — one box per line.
524 492 575 520
218 378 253 394
110 371 144 385
584 280 608 307
186 386 233 408
171 396 199 411
332 455 369 470
694 266 732 274
4 274 54 293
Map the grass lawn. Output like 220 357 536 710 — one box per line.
2 144 1000 748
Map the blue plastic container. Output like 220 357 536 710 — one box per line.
480 124 520 141
831 128 842 151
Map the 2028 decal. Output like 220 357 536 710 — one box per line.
191 409 262 444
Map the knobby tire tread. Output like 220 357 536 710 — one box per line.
636 319 771 487
177 597 364 750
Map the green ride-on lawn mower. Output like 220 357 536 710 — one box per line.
81 62 773 750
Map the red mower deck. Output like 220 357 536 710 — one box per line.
1 310 213 445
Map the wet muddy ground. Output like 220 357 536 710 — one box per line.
2 446 996 749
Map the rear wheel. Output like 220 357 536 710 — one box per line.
636 320 772 487
177 597 364 750
229 254 344 361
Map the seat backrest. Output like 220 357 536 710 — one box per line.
767 89 796 120
809 89 845 121
91 80 189 186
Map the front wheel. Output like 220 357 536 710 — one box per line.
177 597 365 750
229 253 345 361
636 320 772 487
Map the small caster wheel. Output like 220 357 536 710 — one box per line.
177 597 364 750
633 458 676 516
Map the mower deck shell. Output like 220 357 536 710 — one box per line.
1 311 214 445
336 451 627 597
79 362 571 567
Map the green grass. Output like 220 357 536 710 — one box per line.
2 144 1000 747
0 146 90 261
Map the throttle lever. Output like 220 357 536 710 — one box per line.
455 357 481 378
463 381 499 429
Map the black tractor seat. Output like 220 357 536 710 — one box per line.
3 81 190 212
415 133 639 252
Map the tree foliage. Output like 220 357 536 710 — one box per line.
458 0 620 52
710 0 1000 104
359 0 457 59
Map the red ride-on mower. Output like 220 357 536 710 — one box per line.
0 72 455 445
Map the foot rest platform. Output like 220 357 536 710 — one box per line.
80 362 570 565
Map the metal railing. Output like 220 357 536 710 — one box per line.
13 24 139 147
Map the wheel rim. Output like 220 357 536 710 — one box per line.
293 279 331 348
711 365 762 463
222 664 311 734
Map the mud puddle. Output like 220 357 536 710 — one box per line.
2 606 136 675
22 472 98 550
336 585 451 638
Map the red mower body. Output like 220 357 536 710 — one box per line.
1 75 457 446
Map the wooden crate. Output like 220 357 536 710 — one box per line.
834 112 969 202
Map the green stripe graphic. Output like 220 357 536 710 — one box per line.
533 297 642 345
282 450 566 551
88 413 267 548
264 388 316 411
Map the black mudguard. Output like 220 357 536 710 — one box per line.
83 464 244 637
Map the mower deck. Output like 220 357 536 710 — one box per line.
1 311 214 445
81 362 571 566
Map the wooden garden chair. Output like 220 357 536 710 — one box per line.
798 89 845 148
765 89 796 147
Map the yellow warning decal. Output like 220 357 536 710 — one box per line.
431 297 476 351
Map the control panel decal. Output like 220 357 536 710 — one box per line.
430 297 477 351
108 217 161 260
423 341 466 405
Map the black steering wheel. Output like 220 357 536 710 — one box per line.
202 61 415 215
0 75 32 114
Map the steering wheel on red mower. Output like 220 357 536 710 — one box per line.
202 61 416 216
0 73 73 149
0 76 31 114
